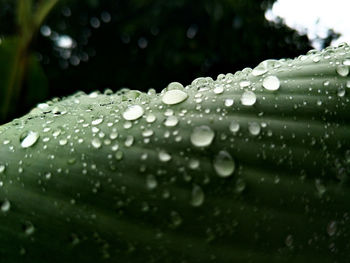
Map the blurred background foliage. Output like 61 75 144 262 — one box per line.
0 0 337 124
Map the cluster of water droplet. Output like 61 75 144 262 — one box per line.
0 43 349 259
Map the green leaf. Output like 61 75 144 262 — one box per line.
0 44 350 262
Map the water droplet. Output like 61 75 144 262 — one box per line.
170 211 182 227
189 159 200 169
285 235 293 248
235 178 246 193
124 135 134 147
1 200 10 212
229 120 240 133
241 91 256 106
59 138 68 146
224 98 234 107
239 80 250 88
23 222 35 236
162 89 188 105
146 174 158 189
336 65 349 77
190 185 204 207
20 131 40 148
213 84 224 94
91 138 102 149
91 118 103 125
327 221 337 236
164 116 179 127
213 151 235 178
0 164 5 174
248 122 261 136
190 125 215 147
122 105 144 121
262 75 280 91
146 113 157 123
337 87 346 97
159 150 171 162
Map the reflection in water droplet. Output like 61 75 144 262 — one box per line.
190 125 215 147
213 151 235 178
241 91 256 106
20 131 40 148
191 185 204 207
263 75 280 91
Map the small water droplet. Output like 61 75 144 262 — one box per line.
262 75 280 91
190 125 215 147
191 185 204 207
213 151 235 178
159 150 172 162
124 135 134 147
229 120 240 133
327 221 337 236
146 174 158 189
122 105 144 121
164 116 179 127
213 84 224 94
23 222 35 236
248 122 261 136
91 138 102 149
91 118 103 126
146 113 157 123
285 235 293 248
241 91 256 106
224 98 234 107
0 164 5 174
336 65 349 77
1 200 10 212
20 131 40 148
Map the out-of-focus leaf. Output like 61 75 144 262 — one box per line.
25 54 49 108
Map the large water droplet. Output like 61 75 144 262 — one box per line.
162 89 188 105
20 131 40 148
190 185 204 207
122 105 144 121
240 91 256 106
262 75 280 91
190 125 215 147
213 151 235 178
